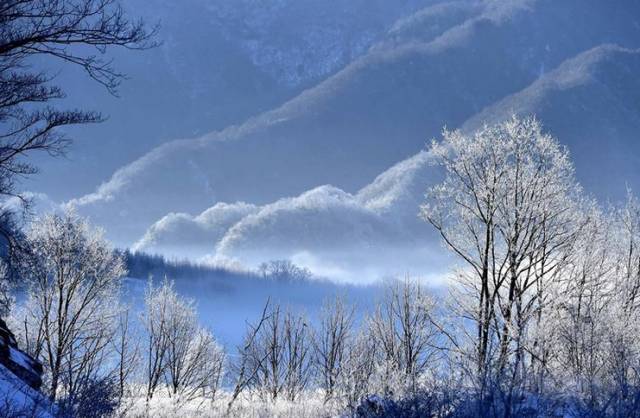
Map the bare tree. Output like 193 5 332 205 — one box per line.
253 303 285 401
368 279 440 394
282 311 311 401
312 295 354 403
227 299 272 412
112 306 140 400
0 0 155 213
16 209 126 402
249 303 311 402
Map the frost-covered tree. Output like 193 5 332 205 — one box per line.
421 116 582 412
243 302 311 402
141 279 171 400
258 260 313 281
368 279 439 395
339 330 377 413
616 191 640 312
15 210 126 402
141 279 225 402
557 194 640 415
312 296 354 403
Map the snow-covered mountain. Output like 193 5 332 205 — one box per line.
206 0 437 87
462 44 640 198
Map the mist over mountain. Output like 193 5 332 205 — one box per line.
132 39 640 278
64 0 640 254
133 153 448 281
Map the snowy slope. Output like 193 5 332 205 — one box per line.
0 319 51 416
0 363 52 417
462 44 640 198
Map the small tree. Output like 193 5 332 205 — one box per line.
312 295 354 403
141 279 225 402
282 311 312 401
141 279 171 400
245 302 311 402
340 330 377 413
368 279 439 395
258 260 313 281
227 299 272 412
112 306 141 400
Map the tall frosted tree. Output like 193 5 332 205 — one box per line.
16 210 126 402
421 116 582 410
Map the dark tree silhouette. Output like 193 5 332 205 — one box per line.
0 0 156 256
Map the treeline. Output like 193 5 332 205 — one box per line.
119 250 238 281
121 249 317 284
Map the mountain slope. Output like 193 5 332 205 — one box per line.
73 0 640 245
34 0 435 200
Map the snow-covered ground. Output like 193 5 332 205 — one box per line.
121 389 337 418
0 363 53 418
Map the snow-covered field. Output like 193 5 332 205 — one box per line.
121 391 337 418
